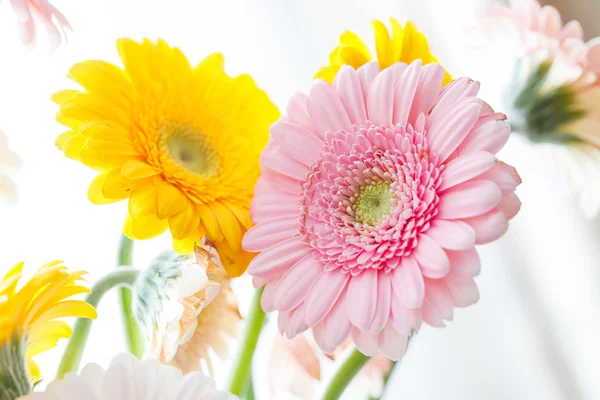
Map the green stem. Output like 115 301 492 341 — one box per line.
117 234 145 358
228 287 266 396
321 349 370 400
369 361 398 400
56 268 140 378
242 369 255 400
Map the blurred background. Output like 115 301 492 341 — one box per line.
0 0 598 399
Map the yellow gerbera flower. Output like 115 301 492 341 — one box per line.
53 39 280 277
0 261 96 395
315 18 451 84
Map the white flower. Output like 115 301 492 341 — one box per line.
0 130 21 203
19 353 238 400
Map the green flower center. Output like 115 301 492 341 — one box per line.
161 124 219 177
353 182 394 225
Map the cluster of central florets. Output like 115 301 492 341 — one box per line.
301 122 441 274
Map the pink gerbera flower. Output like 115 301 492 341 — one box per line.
8 0 71 51
243 60 521 360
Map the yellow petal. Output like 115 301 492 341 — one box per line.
128 179 158 218
121 159 159 180
56 130 77 149
0 262 24 296
79 121 132 144
155 176 188 219
339 30 372 60
102 168 133 200
169 202 199 240
124 213 169 240
68 60 132 108
27 338 59 358
337 45 371 69
221 201 253 230
198 204 223 242
314 65 340 83
195 52 224 76
171 226 206 254
372 20 394 69
27 358 41 382
214 238 255 278
88 173 123 205
62 134 87 160
210 201 242 253
28 320 73 343
51 89 78 105
390 18 405 62
35 300 97 325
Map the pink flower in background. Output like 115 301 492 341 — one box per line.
8 0 71 51
269 334 392 399
480 0 600 217
243 60 521 359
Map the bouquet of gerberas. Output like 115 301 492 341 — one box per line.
0 4 527 399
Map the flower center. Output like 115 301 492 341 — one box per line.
161 124 219 177
353 181 394 225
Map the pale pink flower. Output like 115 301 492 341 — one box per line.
8 0 71 51
480 0 600 217
0 130 21 203
269 334 392 399
243 60 521 359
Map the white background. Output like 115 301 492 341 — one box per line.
0 0 598 399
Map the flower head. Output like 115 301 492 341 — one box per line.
0 130 21 203
18 353 238 400
269 334 392 399
480 0 600 216
9 0 71 51
135 239 240 374
244 60 521 360
315 18 451 84
0 261 96 397
54 39 279 276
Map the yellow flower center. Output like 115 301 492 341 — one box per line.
161 124 220 177
353 181 394 225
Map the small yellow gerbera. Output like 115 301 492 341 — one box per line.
53 39 280 277
315 18 451 84
0 261 96 396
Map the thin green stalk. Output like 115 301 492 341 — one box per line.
117 234 145 358
321 348 370 400
243 370 255 400
369 361 398 400
228 287 266 396
56 268 140 378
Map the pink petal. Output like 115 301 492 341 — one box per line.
369 271 392 334
426 219 476 250
250 190 299 224
10 0 31 22
17 18 36 47
391 256 425 309
428 100 482 162
287 304 309 338
350 327 379 357
253 276 270 288
270 122 324 166
367 67 395 126
422 279 454 327
304 270 350 326
539 5 562 36
444 273 480 308
379 324 409 361
274 254 323 312
560 20 584 41
260 143 309 181
313 321 336 354
462 209 509 244
477 163 517 195
286 92 318 134
247 237 311 279
393 60 421 126
243 216 299 252
260 278 280 312
439 151 496 191
278 310 291 337
428 77 480 127
333 66 367 125
324 292 352 348
458 119 510 155
497 192 522 220
447 249 480 278
408 63 445 124
347 270 378 330
307 80 352 137
438 180 502 219
260 168 302 195
414 234 451 279
390 297 421 335
357 61 381 100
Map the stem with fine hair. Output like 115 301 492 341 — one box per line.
321 348 371 400
227 287 266 396
117 234 145 358
56 268 140 378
